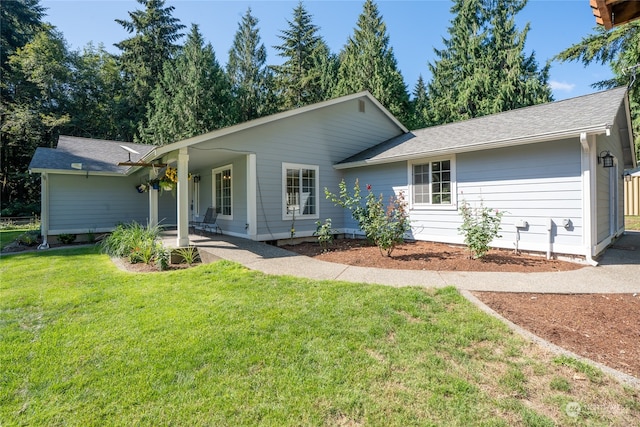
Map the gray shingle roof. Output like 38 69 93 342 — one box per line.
338 87 628 167
28 136 156 174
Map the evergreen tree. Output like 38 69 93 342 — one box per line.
0 0 45 82
115 0 185 140
426 0 550 125
2 28 72 214
486 0 551 112
555 21 640 161
409 75 429 129
271 2 333 109
334 0 409 123
426 0 490 124
227 8 275 123
140 24 233 145
67 43 129 140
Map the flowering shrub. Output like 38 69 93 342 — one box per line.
458 199 505 259
325 179 410 257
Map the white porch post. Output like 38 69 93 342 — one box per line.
177 148 190 247
247 153 257 239
148 170 159 227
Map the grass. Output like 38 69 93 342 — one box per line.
625 215 640 231
1 248 638 426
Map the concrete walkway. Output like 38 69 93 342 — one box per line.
171 231 640 294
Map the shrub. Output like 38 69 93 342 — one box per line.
57 233 76 245
314 218 335 251
458 199 505 259
155 246 171 271
175 246 200 265
325 180 410 257
101 222 165 265
17 230 40 246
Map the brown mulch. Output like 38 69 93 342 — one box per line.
474 292 640 379
283 238 640 380
282 238 584 272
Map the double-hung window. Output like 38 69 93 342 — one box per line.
283 163 319 219
213 165 232 218
410 157 455 208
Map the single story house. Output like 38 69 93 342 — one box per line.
29 87 636 263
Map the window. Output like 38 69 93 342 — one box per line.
283 163 319 219
213 165 232 218
411 157 455 207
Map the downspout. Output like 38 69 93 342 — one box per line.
580 132 599 266
37 172 49 249
546 218 552 260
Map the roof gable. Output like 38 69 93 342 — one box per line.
338 87 630 168
146 91 408 160
28 136 156 174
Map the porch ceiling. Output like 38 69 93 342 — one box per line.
185 147 247 171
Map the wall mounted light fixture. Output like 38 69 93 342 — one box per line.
597 150 614 168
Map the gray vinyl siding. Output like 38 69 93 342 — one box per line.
184 97 403 239
457 140 582 254
193 157 248 235
341 163 408 232
48 174 149 233
342 139 587 255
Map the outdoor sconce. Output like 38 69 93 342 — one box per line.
598 151 614 168
624 172 632 182
193 175 200 183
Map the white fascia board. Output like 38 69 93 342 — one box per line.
334 125 610 170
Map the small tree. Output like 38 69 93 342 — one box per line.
325 179 410 257
458 199 505 259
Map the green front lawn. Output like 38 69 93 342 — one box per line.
1 248 638 426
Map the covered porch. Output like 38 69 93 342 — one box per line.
145 145 257 248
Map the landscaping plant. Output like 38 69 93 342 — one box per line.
314 218 335 251
57 233 76 245
326 179 410 256
458 198 505 259
100 222 165 265
175 246 200 265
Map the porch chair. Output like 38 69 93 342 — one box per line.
189 207 222 235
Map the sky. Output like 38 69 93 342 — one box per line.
41 0 613 101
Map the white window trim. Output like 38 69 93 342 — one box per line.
408 155 457 211
212 164 233 220
282 162 320 220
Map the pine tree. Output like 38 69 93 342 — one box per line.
555 21 640 161
486 0 551 113
426 0 490 124
140 24 233 145
334 0 409 123
227 8 275 123
0 0 45 82
426 0 550 125
409 75 429 129
67 43 129 140
2 28 72 214
271 2 333 109
115 0 185 140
